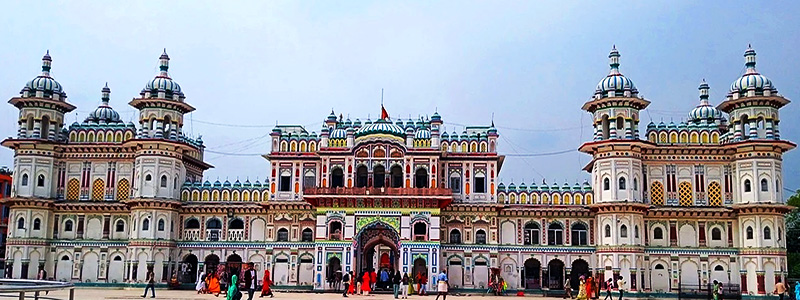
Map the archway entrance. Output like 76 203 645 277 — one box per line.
355 222 400 291
523 258 541 289
204 254 220 274
547 259 565 289
227 253 243 281
327 256 342 291
570 259 590 291
182 254 198 283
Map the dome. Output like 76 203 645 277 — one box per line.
355 119 405 139
21 51 67 100
414 129 431 139
330 128 347 139
140 49 184 100
85 83 122 124
594 46 639 99
728 46 777 97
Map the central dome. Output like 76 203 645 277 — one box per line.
355 119 405 138
85 84 122 124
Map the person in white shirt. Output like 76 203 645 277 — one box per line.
616 277 626 300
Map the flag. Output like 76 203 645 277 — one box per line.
380 105 390 120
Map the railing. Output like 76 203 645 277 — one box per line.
206 229 221 241
0 279 74 300
304 187 452 196
227 229 245 241
183 229 201 241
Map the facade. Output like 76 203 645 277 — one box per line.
0 166 11 273
0 46 793 296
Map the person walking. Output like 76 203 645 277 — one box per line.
576 276 587 300
362 270 373 296
243 263 258 300
141 265 156 298
227 274 242 300
603 279 613 300
586 276 595 299
349 271 356 295
342 270 351 297
393 269 402 299
401 273 410 299
196 271 207 294
260 269 273 298
435 270 449 300
775 279 787 300
564 276 573 299
616 277 626 300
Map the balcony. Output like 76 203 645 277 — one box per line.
304 187 452 196
227 229 245 241
207 229 221 241
183 229 201 241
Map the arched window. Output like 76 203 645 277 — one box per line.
449 229 462 244
185 219 200 229
373 165 386 188
17 217 25 229
571 223 588 245
711 227 722 241
280 169 292 191
620 224 628 238
415 168 429 188
37 174 45 187
760 179 769 192
634 225 639 239
764 226 772 240
604 224 611 237
524 222 540 245
391 165 403 188
654 227 664 240
655 264 665 270
547 223 564 245
160 175 168 188
64 220 73 232
229 219 244 230
356 165 368 188
116 220 125 232
142 218 150 231
618 177 626 190
413 222 427 241
157 219 165 231
277 228 289 242
616 116 624 130
145 174 152 182
601 115 610 139
714 265 724 271
633 178 638 191
207 218 222 229
41 115 50 138
746 226 754 240
33 218 41 230
449 172 462 193
744 179 751 193
475 229 487 244
301 228 313 242
329 221 342 240
474 172 487 193
331 168 344 188
21 174 29 186
603 178 610 190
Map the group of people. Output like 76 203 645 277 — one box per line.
562 275 626 300
194 263 275 300
338 268 448 299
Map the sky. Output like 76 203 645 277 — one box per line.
1 1 798 195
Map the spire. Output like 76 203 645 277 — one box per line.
158 48 170 77
744 44 757 74
101 82 111 104
41 50 52 76
608 45 620 75
698 79 710 104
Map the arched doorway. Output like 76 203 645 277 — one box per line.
523 258 541 289
227 253 243 281
570 259 590 291
413 257 428 283
390 165 403 188
204 254 220 274
183 254 198 283
374 165 386 188
326 256 342 290
355 221 400 290
547 259 565 289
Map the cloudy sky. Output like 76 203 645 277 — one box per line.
1 1 798 194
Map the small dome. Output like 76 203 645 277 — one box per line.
85 83 122 124
728 46 777 97
140 49 184 100
213 180 222 187
330 128 347 140
21 51 67 100
594 46 638 99
415 129 431 139
431 111 441 121
355 119 406 139
689 80 724 123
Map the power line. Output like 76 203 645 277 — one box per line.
204 149 264 156
504 149 576 157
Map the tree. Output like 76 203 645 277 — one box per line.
786 190 800 278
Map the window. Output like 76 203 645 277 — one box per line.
634 225 639 239
711 227 722 241
449 173 461 193
475 229 487 244
604 224 611 237
356 165 368 188
33 218 41 230
115 220 125 232
37 174 45 187
185 219 200 229
764 226 772 240
548 223 564 245
413 222 427 241
207 219 222 229
714 265 724 271
619 177 626 190
329 221 342 240
449 229 462 244
64 220 73 232
373 166 386 188
17 217 25 229
744 179 751 193
571 223 588 245
746 226 754 240
620 224 628 238
415 168 428 188
524 222 540 245
21 174 29 186
157 219 165 231
760 179 768 192
655 264 665 270
633 178 638 191
301 228 313 242
474 172 486 193
160 175 168 188
280 170 291 191
603 178 610 190
229 219 244 230
653 227 663 240
331 168 344 188
391 165 403 188
277 228 289 242
142 218 150 231
145 174 152 182
303 170 316 188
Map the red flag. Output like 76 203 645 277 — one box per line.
380 105 389 120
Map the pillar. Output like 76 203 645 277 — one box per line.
630 269 637 291
740 271 747 294
757 271 765 294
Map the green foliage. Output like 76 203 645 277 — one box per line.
787 190 800 278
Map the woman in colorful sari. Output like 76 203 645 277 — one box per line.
586 275 595 299
348 271 356 295
362 271 372 296
207 272 222 296
227 274 241 300
261 269 274 297
576 276 588 300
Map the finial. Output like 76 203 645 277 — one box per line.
698 79 710 102
491 113 495 127
41 50 52 74
101 82 111 103
608 45 620 73
159 49 170 74
744 45 757 73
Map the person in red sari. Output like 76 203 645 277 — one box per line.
260 269 274 298
349 271 356 295
362 271 372 296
